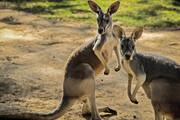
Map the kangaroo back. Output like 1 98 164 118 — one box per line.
151 78 180 119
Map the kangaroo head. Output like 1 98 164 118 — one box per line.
113 25 143 61
88 0 120 35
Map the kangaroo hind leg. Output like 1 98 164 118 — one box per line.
82 99 117 116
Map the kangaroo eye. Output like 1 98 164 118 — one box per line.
97 18 100 22
105 19 109 23
121 44 124 49
131 45 135 49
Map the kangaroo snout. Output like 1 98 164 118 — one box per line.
125 53 131 60
98 28 104 34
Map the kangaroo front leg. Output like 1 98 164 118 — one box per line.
113 46 121 72
93 40 110 75
127 74 136 103
131 74 146 104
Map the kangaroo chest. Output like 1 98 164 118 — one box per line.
101 36 115 62
122 60 135 76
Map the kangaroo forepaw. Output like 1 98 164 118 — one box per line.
130 99 138 104
104 69 110 75
104 71 109 75
114 66 121 72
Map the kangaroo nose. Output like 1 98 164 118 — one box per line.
98 28 104 34
125 54 131 60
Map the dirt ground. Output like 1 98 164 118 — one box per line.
0 9 180 120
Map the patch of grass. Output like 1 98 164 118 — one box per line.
1 0 180 27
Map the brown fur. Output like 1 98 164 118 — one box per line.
65 39 109 78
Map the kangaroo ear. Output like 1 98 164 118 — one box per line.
107 1 120 15
113 25 125 41
131 27 143 42
88 0 102 14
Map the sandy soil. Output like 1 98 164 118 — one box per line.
0 9 180 120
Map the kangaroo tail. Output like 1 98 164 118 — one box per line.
0 96 77 120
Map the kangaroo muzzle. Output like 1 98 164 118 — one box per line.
124 53 133 61
98 28 105 34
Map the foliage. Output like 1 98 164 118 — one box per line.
1 0 180 27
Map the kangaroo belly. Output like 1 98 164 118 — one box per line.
150 79 180 118
93 51 110 76
102 49 111 62
102 40 114 62
85 44 112 76
65 38 114 77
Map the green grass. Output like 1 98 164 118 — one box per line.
1 0 180 27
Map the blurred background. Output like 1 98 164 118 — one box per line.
0 0 179 28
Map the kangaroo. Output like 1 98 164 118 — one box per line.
113 25 180 120
0 1 121 120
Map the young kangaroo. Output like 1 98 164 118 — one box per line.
113 25 180 120
0 1 121 120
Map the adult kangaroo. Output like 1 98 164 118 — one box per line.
0 1 121 120
113 25 180 120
